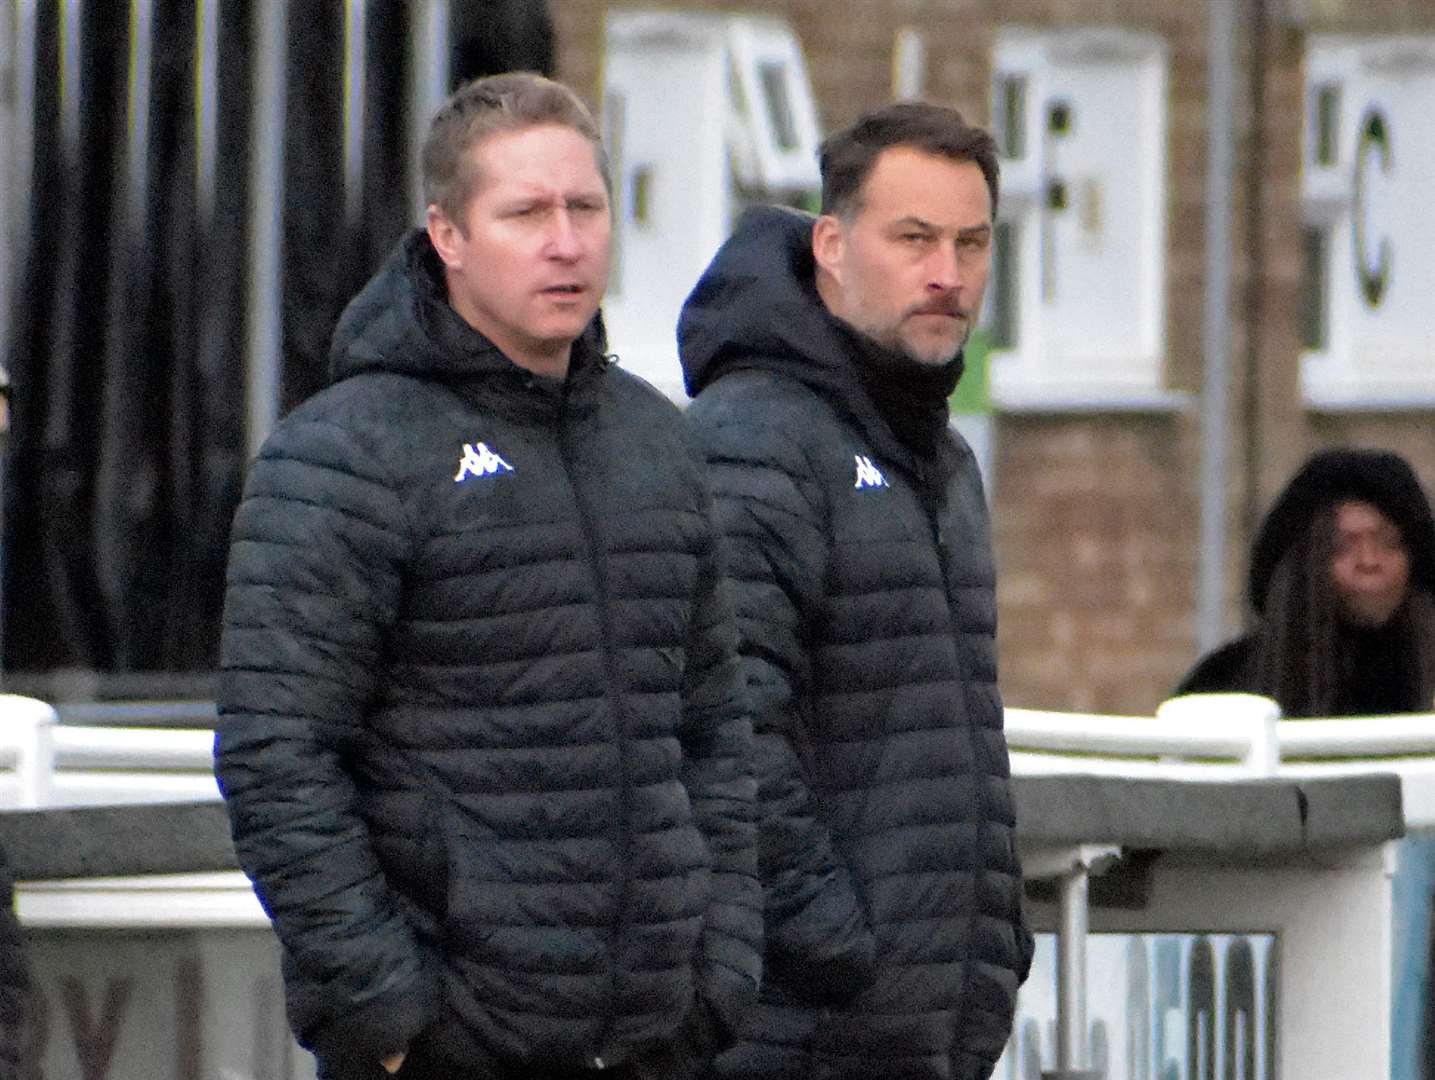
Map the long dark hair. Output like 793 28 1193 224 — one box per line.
1256 505 1435 715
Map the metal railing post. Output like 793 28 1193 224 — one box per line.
408 0 450 222
1035 844 1116 1080
0 1 13 359
244 0 287 458
5 695 57 807
344 0 367 230
1055 862 1088 1072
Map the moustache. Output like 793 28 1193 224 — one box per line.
908 302 968 319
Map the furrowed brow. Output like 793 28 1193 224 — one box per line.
893 215 937 232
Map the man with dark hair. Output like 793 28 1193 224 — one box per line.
1177 446 1435 716
215 72 759 1080
679 100 1033 1080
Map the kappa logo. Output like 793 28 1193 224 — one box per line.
854 455 889 490
454 441 514 483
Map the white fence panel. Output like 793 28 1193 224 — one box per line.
1 694 219 808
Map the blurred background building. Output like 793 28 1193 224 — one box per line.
3 0 1435 714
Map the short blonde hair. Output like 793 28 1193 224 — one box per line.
421 72 610 228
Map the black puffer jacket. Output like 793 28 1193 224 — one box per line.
216 230 760 1078
679 207 1031 1080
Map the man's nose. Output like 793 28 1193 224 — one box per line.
926 244 961 291
546 210 583 259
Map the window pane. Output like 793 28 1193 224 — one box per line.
758 61 799 151
994 75 1027 159
989 220 1019 349
1313 84 1340 166
1299 225 1329 350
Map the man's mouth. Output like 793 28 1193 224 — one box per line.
543 284 585 295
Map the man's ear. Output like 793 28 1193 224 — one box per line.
427 205 463 270
812 214 845 284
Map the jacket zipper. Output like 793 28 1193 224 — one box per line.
556 389 630 1066
916 463 954 605
917 456 1003 1024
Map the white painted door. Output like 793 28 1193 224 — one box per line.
601 16 732 399
990 30 1168 405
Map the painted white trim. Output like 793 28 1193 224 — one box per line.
1301 33 1435 410
18 872 268 928
988 27 1170 412
726 16 822 193
1008 697 1435 828
600 11 820 404
993 384 1192 415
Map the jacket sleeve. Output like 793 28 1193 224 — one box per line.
690 398 877 1004
214 416 439 1064
1173 636 1257 697
677 486 762 1047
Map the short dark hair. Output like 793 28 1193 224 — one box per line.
422 72 610 228
818 101 999 220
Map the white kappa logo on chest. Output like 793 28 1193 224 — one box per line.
454 442 514 482
853 455 889 490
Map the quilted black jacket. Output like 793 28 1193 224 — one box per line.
679 207 1032 1080
215 230 759 1078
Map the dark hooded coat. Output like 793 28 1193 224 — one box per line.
1177 447 1435 715
678 207 1032 1080
215 230 760 1079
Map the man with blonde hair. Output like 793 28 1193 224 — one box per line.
216 73 759 1080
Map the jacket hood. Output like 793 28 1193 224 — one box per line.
1249 447 1435 613
677 206 965 467
328 228 607 385
679 207 859 400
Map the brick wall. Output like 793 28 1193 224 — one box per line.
994 414 1202 710
552 0 1435 713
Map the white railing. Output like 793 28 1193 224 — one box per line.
5 690 1435 819
1008 692 1281 773
1007 692 1283 778
1008 691 1435 771
0 694 220 808
1007 691 1435 828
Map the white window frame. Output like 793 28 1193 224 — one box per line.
1301 35 1435 410
725 17 822 195
600 12 820 401
988 28 1179 412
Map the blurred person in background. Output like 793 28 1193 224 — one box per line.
1177 447 1435 717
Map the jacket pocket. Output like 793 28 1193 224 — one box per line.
438 801 499 955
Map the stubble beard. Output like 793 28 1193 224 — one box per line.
895 319 969 368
